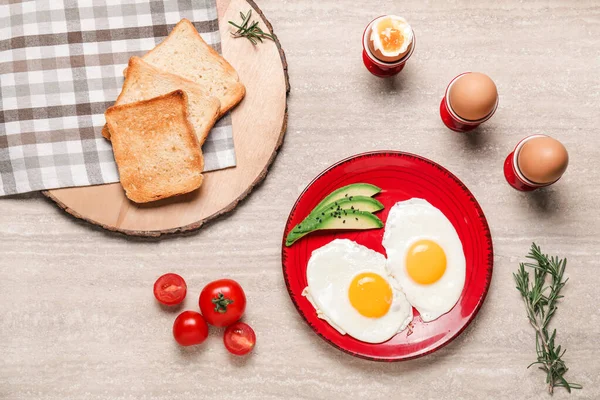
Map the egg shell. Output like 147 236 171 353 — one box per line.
448 72 498 121
517 136 569 184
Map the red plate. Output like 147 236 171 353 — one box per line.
281 151 493 361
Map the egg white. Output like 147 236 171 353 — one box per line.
303 239 413 344
382 198 466 322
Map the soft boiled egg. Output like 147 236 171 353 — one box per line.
382 198 466 322
368 15 413 63
303 239 413 343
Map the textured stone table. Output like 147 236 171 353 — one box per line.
1 1 599 399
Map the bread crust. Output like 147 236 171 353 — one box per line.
105 90 204 203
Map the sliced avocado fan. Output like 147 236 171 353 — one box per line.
285 211 383 246
285 183 383 247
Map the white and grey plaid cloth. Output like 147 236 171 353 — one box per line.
0 0 236 196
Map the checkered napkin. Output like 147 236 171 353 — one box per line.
0 0 236 196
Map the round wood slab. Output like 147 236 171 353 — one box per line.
43 0 289 237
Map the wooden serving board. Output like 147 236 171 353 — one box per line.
43 0 289 237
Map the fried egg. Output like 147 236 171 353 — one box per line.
303 239 413 343
382 198 466 322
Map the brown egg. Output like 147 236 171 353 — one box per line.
517 136 569 184
448 73 498 121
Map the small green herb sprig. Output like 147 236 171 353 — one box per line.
513 243 582 395
228 10 274 45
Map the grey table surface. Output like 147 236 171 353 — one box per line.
2 1 599 399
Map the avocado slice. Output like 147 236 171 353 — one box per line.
311 183 381 216
285 211 383 246
316 196 384 215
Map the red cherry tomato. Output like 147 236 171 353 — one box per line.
224 322 256 356
153 273 187 306
172 311 208 346
199 279 246 327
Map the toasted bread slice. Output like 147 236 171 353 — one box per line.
104 90 204 203
139 19 245 117
102 57 220 143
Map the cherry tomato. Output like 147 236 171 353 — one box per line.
199 279 246 327
224 322 256 356
172 311 208 346
153 273 187 306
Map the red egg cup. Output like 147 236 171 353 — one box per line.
361 17 415 78
440 72 498 132
504 135 559 191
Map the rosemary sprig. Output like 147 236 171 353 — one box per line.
228 10 274 45
513 243 582 395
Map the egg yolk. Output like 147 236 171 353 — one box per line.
406 240 447 285
377 18 404 53
348 272 393 318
